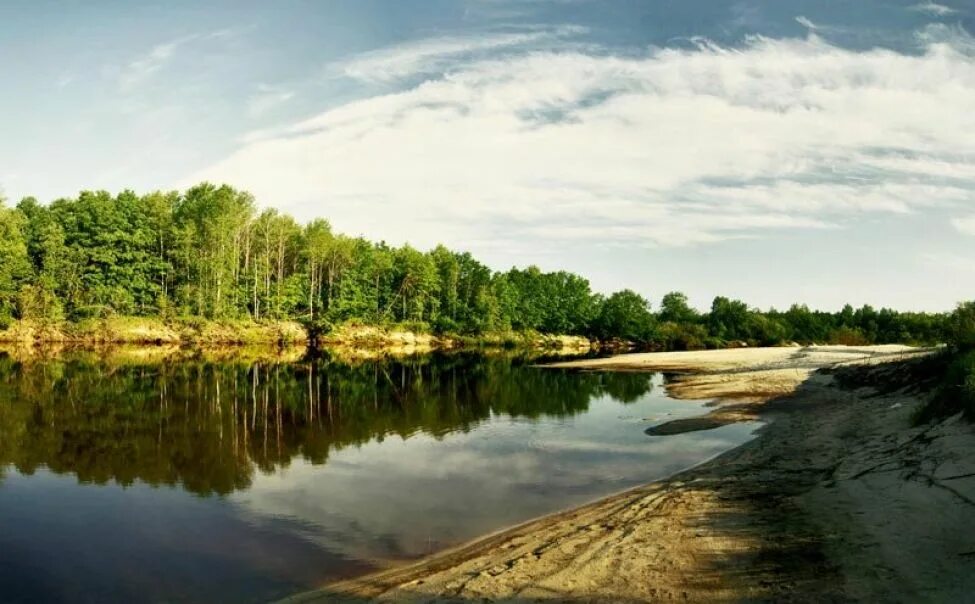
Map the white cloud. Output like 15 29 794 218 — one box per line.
247 84 295 118
119 36 194 91
910 2 957 16
795 16 818 30
189 31 975 254
55 74 76 89
952 215 975 236
337 25 587 83
118 29 242 92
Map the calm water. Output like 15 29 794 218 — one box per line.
0 348 757 603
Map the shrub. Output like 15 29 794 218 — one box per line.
657 321 707 350
915 350 975 423
393 320 431 335
946 301 975 352
829 326 870 346
16 284 63 321
70 305 111 321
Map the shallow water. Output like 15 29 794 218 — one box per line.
0 349 758 603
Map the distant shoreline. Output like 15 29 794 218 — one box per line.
282 345 975 603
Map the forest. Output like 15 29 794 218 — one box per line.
0 183 958 348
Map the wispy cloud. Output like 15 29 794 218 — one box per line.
118 35 195 91
909 2 957 17
190 30 975 253
55 74 76 89
337 25 587 83
952 215 975 236
795 16 818 30
118 29 242 92
247 84 296 118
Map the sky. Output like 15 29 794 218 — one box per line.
1 0 973 312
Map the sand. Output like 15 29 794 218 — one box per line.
281 345 975 603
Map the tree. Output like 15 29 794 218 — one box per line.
657 321 707 350
592 290 655 342
783 304 830 343
141 191 179 313
707 296 752 342
659 291 698 324
541 272 598 335
302 219 333 320
174 184 255 317
16 197 72 319
0 198 31 324
504 266 548 331
431 245 460 331
388 246 439 323
947 302 975 352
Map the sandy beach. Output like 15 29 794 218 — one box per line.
282 345 975 603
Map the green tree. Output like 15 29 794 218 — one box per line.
947 301 975 352
302 219 333 321
0 198 31 324
659 291 698 324
707 296 752 342
592 290 655 342
388 245 439 323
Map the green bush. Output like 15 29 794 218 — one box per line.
704 337 727 350
16 284 64 321
305 317 335 337
657 321 708 350
946 301 975 352
70 305 111 321
393 320 431 334
829 326 870 346
915 350 975 423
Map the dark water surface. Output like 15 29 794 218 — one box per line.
0 348 757 603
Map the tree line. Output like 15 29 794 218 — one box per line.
0 183 957 347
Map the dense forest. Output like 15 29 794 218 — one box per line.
0 183 957 348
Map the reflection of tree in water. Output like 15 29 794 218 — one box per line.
0 351 652 496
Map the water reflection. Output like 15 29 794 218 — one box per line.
0 347 757 603
0 349 652 496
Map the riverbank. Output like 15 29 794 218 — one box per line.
316 324 593 355
284 345 975 602
0 317 309 346
0 318 594 353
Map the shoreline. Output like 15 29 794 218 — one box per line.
0 318 595 354
282 345 975 602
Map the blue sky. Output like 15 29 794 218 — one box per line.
1 0 973 311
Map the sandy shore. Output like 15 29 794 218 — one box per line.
282 345 975 603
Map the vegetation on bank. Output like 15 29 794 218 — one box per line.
0 183 960 349
0 317 595 352
916 302 975 422
0 317 307 345
843 303 975 424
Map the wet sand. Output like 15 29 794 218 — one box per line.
282 345 975 603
